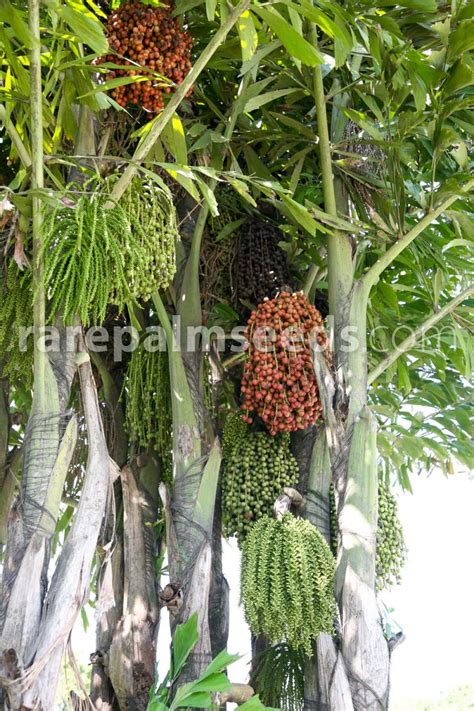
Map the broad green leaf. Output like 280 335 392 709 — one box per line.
446 211 474 239
162 115 188 165
397 360 412 395
307 202 365 233
443 59 474 95
240 39 282 75
172 613 198 680
190 130 212 151
238 10 258 62
215 218 246 241
268 112 316 139
451 140 468 168
281 195 319 235
228 178 258 206
195 176 219 217
441 238 473 252
377 282 400 315
334 15 352 67
0 0 31 48
251 6 324 66
78 75 150 98
61 6 108 54
244 88 300 112
242 145 275 181
278 0 351 45
377 0 436 10
187 672 230 693
342 108 384 141
163 166 200 201
238 76 276 108
206 0 217 21
447 20 474 62
457 0 474 20
80 607 89 631
147 700 167 711
173 691 213 709
239 696 279 711
433 269 442 310
199 648 240 677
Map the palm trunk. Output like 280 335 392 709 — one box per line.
107 465 160 710
303 55 391 711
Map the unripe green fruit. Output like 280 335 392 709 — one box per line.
221 413 299 543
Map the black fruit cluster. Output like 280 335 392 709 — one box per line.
235 219 291 310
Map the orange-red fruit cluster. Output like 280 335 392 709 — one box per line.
98 1 192 113
241 291 330 436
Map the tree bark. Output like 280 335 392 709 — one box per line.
106 466 160 711
295 427 354 711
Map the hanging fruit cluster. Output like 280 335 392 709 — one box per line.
221 413 299 542
98 1 192 113
0 261 33 387
116 177 178 300
241 291 330 435
221 410 248 456
43 176 178 325
235 218 292 310
329 482 407 590
241 514 336 656
125 342 172 459
251 643 304 711
376 483 407 591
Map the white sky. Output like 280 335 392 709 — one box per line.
69 469 474 708
387 469 474 707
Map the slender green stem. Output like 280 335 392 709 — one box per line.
368 285 474 384
152 291 173 344
29 0 47 410
361 179 474 296
302 264 320 296
107 0 250 206
311 30 336 217
310 24 353 344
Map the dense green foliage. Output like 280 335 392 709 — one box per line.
1 0 474 705
147 613 274 711
241 514 336 656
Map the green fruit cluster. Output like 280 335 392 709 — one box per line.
376 484 407 591
222 415 299 542
221 410 248 456
0 262 33 387
251 643 304 711
329 482 407 591
125 343 172 459
118 177 178 301
43 176 178 326
241 514 336 656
